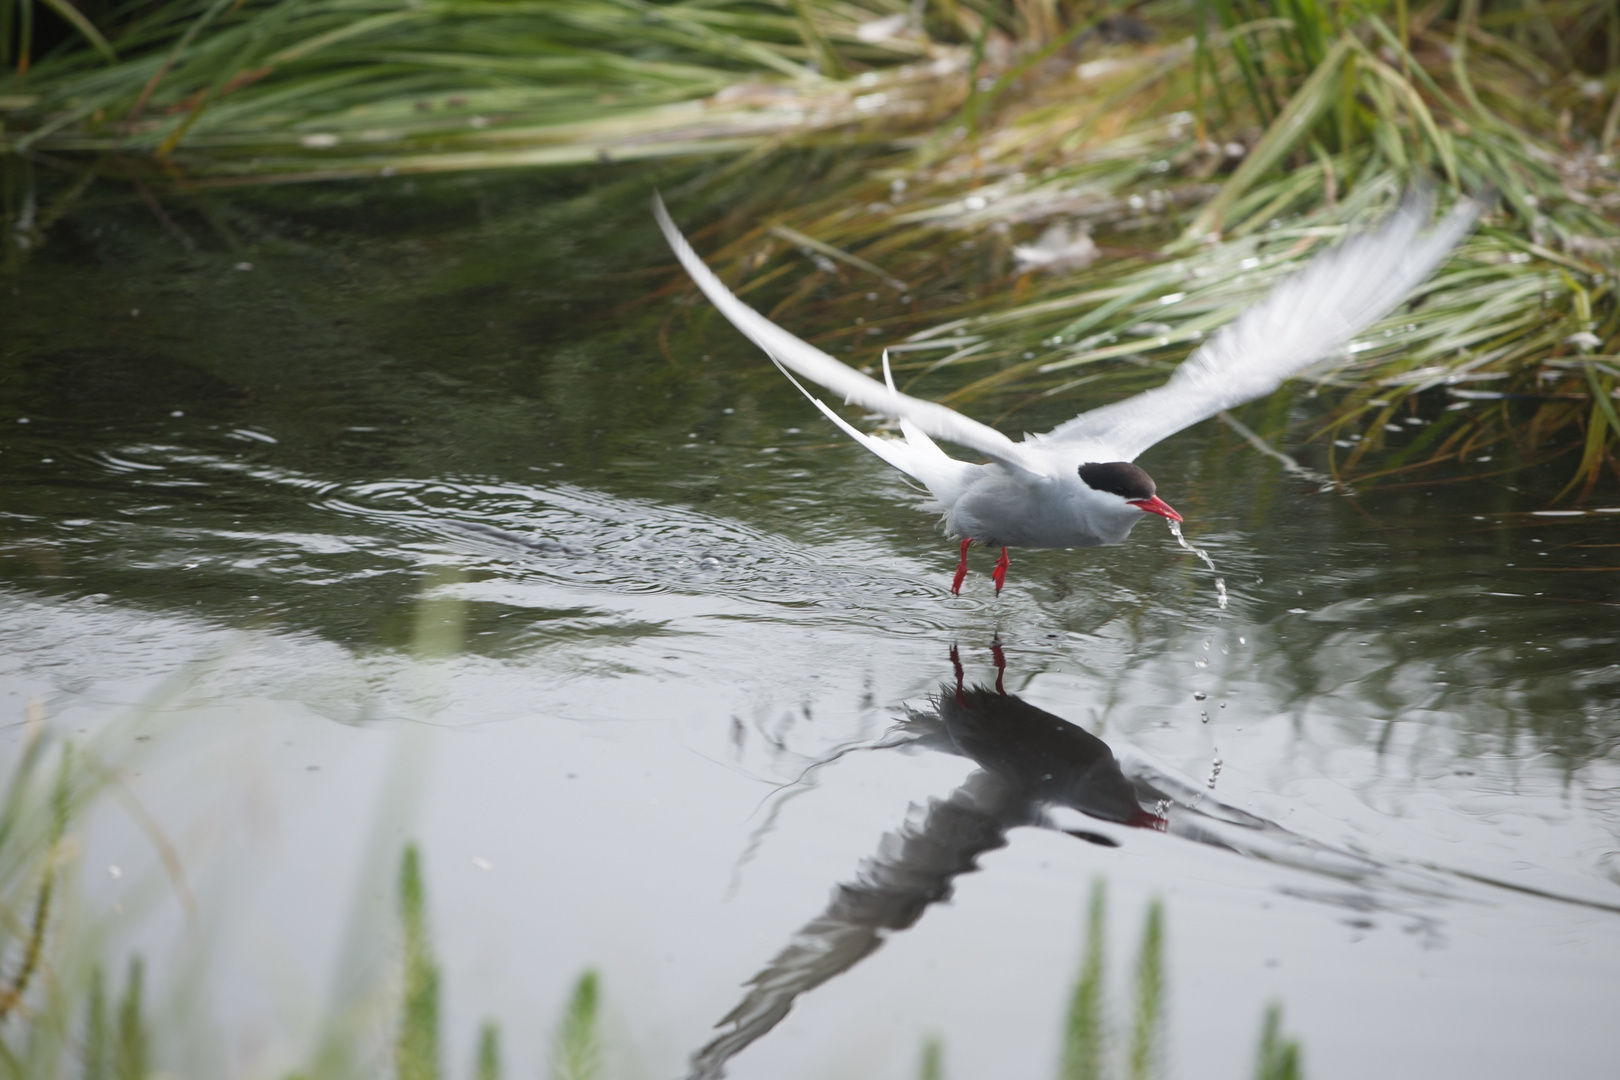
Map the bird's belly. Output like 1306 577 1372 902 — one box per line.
948 486 1137 549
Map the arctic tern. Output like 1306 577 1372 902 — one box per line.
655 191 1481 594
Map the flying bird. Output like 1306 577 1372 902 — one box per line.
655 191 1481 594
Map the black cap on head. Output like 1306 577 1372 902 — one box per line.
1078 461 1156 500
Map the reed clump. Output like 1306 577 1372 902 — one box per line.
655 1 1620 496
0 0 941 174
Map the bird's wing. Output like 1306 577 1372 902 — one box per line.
1038 191 1483 462
654 195 1049 480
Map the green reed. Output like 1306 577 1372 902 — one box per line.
387 844 604 1080
655 1 1618 496
0 0 928 169
397 845 441 1080
1253 1003 1305 1080
920 881 1308 1080
1058 881 1165 1080
0 713 157 1080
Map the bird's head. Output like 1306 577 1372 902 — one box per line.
1078 462 1182 523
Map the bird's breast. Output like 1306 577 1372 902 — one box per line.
947 473 1140 549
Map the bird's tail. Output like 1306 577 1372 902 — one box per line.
778 351 976 509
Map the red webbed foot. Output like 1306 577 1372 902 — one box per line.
951 537 972 595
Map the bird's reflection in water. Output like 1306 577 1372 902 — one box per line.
935 643 1164 840
686 643 1456 1080
691 646 1228 1079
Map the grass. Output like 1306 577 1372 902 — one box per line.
0 705 157 1080
396 845 442 1080
0 716 607 1080
648 1 1619 497
1 4 1617 488
920 880 1307 1080
1058 880 1164 1080
1253 1004 1305 1080
390 843 605 1080
0 0 937 175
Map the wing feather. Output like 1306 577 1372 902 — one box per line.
654 194 1048 480
1040 191 1483 461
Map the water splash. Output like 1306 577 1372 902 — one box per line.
1167 519 1228 610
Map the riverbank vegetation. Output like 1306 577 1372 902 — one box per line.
2 0 1617 493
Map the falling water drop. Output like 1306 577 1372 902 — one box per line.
1207 754 1223 789
1193 692 1207 701
1166 519 1227 610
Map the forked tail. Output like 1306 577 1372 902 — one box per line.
776 351 977 509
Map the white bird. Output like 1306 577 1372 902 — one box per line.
655 191 1481 594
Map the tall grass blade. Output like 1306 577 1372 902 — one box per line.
475 1022 501 1080
1059 879 1107 1080
1128 900 1164 1080
1183 35 1350 241
918 1034 944 1080
550 970 602 1080
0 743 70 1022
788 0 845 79
35 0 115 61
84 966 108 1080
397 844 441 1080
1253 1004 1304 1080
114 957 148 1080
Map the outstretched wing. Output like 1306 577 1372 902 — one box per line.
654 195 1049 481
1039 191 1483 461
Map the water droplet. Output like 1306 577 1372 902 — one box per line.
1193 692 1207 700
1166 520 1227 609
1194 658 1208 668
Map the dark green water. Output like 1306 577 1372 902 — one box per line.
3 164 1618 1079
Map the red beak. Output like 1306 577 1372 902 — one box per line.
1129 496 1182 523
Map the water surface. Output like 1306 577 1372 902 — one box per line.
2 167 1618 1079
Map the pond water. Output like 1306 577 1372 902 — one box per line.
3 168 1618 1080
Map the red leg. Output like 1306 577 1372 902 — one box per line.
991 547 1010 593
951 537 972 595
990 639 1007 695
